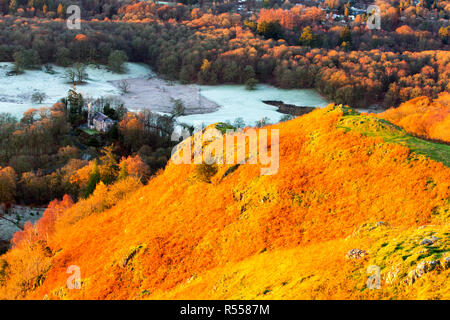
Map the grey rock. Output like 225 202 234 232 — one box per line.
345 249 367 259
405 260 441 285
420 236 438 245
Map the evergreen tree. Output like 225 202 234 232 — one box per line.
118 162 128 181
100 145 118 185
12 49 41 73
242 65 255 83
67 87 84 124
245 78 258 90
108 50 128 74
84 159 100 198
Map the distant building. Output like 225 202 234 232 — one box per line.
87 103 115 132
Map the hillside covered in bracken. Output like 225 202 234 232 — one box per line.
0 100 448 300
379 93 450 143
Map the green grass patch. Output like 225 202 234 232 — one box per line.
338 113 450 167
214 122 236 134
81 128 98 136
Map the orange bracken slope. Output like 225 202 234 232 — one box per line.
0 104 449 300
379 92 450 143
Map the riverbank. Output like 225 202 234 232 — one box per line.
176 84 329 127
109 77 220 115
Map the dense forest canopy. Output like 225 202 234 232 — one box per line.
0 90 178 206
0 0 448 109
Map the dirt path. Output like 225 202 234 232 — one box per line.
109 77 220 115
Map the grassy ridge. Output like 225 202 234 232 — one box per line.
338 112 450 167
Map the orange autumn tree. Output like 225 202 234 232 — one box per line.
119 155 150 182
379 93 450 143
11 195 74 247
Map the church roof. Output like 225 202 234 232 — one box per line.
93 112 114 123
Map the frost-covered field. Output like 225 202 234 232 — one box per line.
178 84 329 127
111 77 220 115
0 62 331 126
0 206 46 241
0 62 151 118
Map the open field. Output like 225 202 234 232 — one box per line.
110 76 220 115
0 62 332 125
0 62 150 118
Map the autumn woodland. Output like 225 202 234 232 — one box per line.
0 0 448 301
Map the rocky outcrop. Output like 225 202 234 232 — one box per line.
404 257 449 285
345 249 367 259
419 236 438 245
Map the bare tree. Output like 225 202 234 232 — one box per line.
31 91 47 104
66 63 88 84
170 99 185 118
66 68 77 85
118 79 130 94
74 63 88 83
